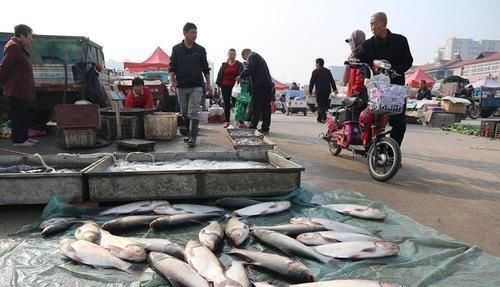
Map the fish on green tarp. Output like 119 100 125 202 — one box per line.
297 231 380 245
321 204 387 220
251 223 327 235
59 238 144 275
290 217 379 237
154 204 226 215
99 230 147 262
225 248 315 283
74 221 100 243
252 229 332 264
147 252 209 287
101 215 161 232
215 197 262 208
312 241 399 259
150 213 222 230
232 201 291 218
199 221 224 251
289 279 404 287
225 217 250 247
127 237 185 260
99 200 169 216
40 217 79 236
226 259 251 287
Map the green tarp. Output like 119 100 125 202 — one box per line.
1 189 499 286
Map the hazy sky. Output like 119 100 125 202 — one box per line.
1 0 499 84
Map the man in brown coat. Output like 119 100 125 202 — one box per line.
0 24 36 147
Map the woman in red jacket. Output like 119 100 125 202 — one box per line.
216 49 243 128
124 77 154 109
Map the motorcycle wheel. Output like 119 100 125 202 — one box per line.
469 106 480 119
328 140 342 156
367 137 401 181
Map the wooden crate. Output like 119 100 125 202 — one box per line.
101 115 144 140
480 120 498 138
62 128 96 147
441 100 466 114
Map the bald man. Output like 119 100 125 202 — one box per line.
358 12 413 147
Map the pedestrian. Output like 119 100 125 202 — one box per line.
416 80 432 100
234 61 251 128
236 49 274 134
124 77 155 109
169 22 211 147
216 48 244 128
0 24 37 147
308 58 338 123
344 30 369 121
357 12 413 146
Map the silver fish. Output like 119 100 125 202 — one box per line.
128 237 185 260
252 229 331 264
226 248 315 283
150 213 220 230
289 279 404 287
59 238 143 275
225 217 250 247
185 240 242 287
251 223 327 235
99 200 169 216
199 221 224 251
75 221 100 243
297 231 380 245
99 229 147 262
312 241 400 259
147 251 209 287
290 217 379 237
226 260 251 287
40 217 79 236
232 201 291 217
322 204 387 220
253 283 277 287
215 197 262 208
154 204 226 215
101 215 161 232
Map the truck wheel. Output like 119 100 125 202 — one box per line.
480 108 494 118
303 109 307 116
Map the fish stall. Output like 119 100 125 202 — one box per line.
0 154 106 205
84 151 304 201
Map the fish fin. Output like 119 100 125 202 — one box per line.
360 247 377 253
124 263 146 276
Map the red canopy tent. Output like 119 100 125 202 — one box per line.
405 68 435 88
272 77 288 90
124 47 170 72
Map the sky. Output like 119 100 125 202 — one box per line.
1 0 499 84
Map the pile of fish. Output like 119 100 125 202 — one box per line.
39 198 404 286
107 159 272 172
0 164 78 174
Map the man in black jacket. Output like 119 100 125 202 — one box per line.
358 12 413 146
169 22 211 147
308 58 338 123
236 49 274 134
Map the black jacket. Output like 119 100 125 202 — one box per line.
416 88 431 100
240 52 273 92
169 41 210 88
357 29 413 85
309 67 337 96
216 60 244 87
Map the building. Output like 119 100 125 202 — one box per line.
436 38 500 61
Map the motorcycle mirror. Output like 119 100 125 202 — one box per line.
373 59 392 70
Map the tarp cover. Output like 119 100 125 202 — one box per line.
124 47 170 73
2 189 500 287
405 69 435 89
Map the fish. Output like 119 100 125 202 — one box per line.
252 229 332 264
59 238 143 275
199 221 224 251
251 223 327 235
99 200 169 216
297 231 381 245
225 217 250 247
322 204 387 220
232 201 291 218
290 217 379 237
147 251 209 287
99 230 147 262
312 241 400 259
253 283 277 287
127 237 185 260
101 215 161 232
150 213 221 230
226 259 251 287
289 280 404 287
74 221 101 242
226 248 315 283
185 240 242 287
40 217 79 236
215 197 262 208
154 204 226 215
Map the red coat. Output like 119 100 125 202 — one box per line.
0 37 36 101
124 86 154 108
347 66 366 97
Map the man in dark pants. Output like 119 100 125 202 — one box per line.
236 49 274 134
308 58 338 123
169 22 211 147
0 24 37 147
358 12 413 146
